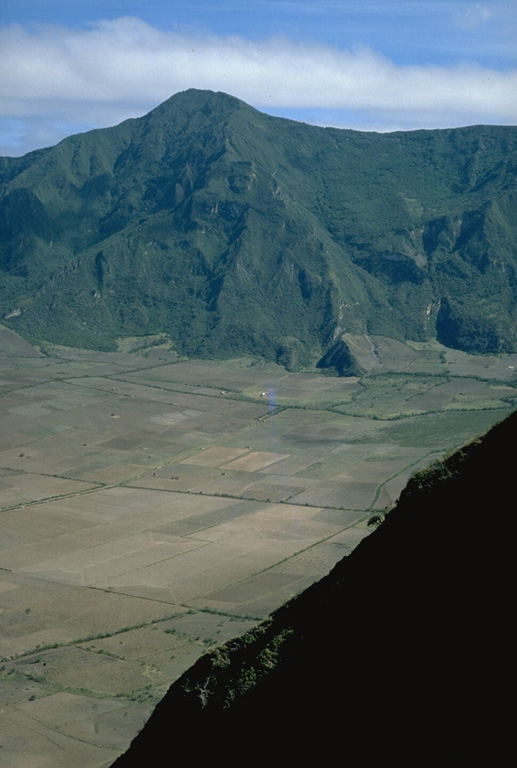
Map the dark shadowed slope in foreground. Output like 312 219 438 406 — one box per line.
112 410 514 765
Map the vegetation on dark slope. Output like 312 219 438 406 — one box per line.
112 410 514 765
1 89 517 365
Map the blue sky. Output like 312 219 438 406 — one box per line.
1 0 516 155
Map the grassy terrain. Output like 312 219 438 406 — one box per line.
1 90 517 362
110 409 515 767
0 325 515 766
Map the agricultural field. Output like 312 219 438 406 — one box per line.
1 326 516 767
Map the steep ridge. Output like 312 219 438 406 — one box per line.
112 410 514 764
1 89 517 365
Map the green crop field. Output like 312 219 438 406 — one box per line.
1 326 516 767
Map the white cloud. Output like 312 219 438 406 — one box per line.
457 3 495 30
1 16 516 155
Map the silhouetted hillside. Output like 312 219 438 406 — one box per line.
1 90 517 367
112 410 514 764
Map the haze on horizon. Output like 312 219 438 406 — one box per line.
1 0 516 157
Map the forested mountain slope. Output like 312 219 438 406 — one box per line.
111 410 514 765
1 89 517 368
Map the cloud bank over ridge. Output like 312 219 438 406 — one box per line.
1 15 516 156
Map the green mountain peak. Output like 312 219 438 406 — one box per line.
1 89 516 366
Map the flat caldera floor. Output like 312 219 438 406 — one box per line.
1 326 516 767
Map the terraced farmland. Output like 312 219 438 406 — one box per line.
1 326 516 767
